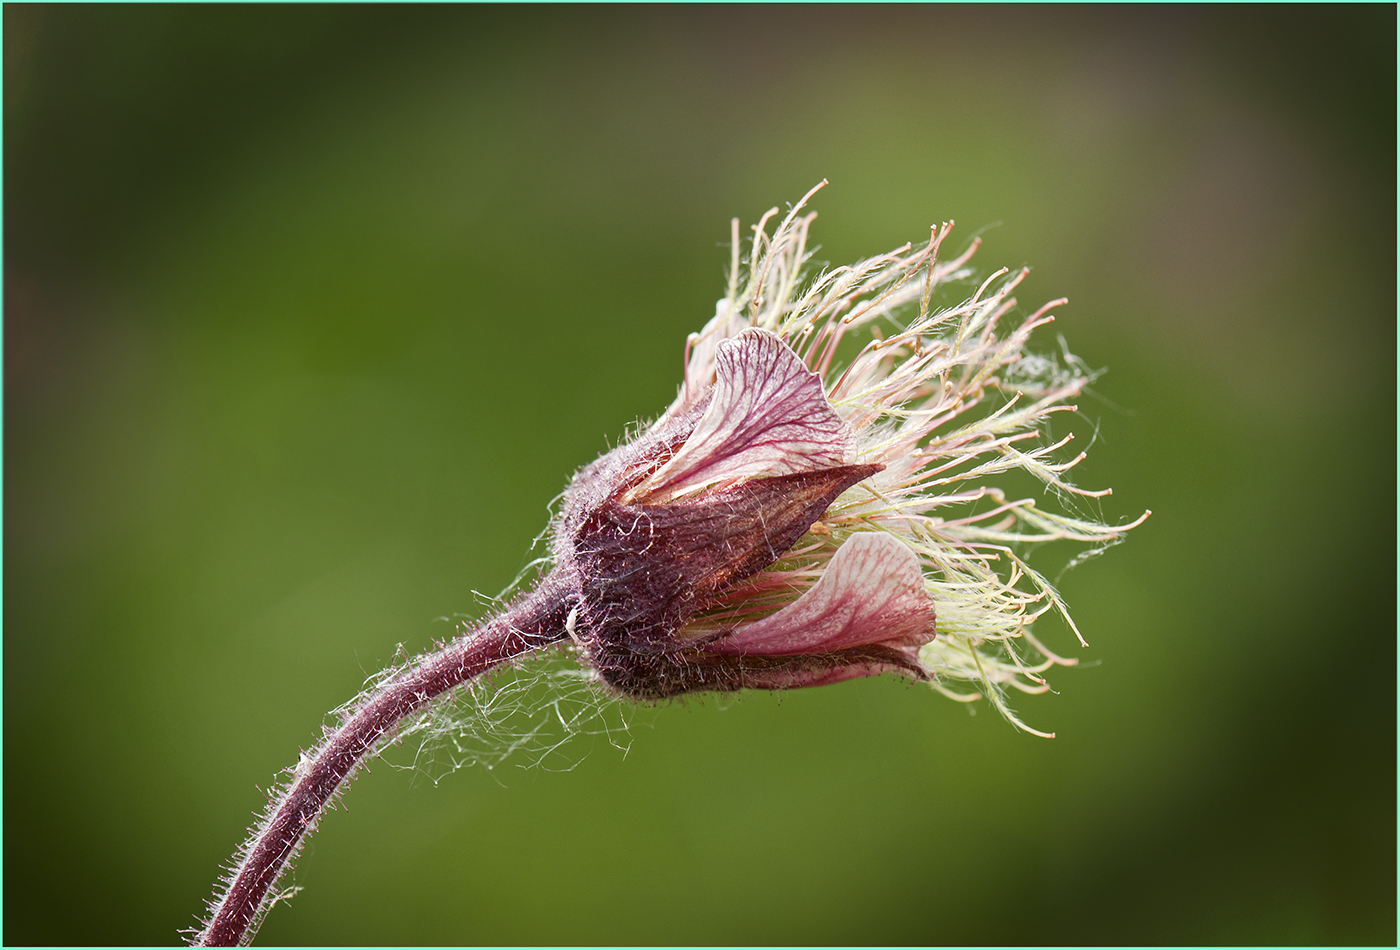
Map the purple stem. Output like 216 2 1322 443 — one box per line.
194 579 570 947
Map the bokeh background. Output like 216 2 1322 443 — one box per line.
5 5 1395 946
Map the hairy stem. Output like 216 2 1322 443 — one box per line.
194 579 571 947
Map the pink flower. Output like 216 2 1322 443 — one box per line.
192 187 1149 948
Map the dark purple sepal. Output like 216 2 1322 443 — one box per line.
572 463 882 655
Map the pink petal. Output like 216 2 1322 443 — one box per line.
638 328 854 501
708 533 936 656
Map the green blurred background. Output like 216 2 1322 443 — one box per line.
5 5 1394 946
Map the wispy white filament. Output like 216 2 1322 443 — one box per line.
681 181 1149 735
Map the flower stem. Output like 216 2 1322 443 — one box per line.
194 579 570 947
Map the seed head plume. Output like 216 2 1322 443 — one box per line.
670 180 1149 733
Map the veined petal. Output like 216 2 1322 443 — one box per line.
709 533 937 656
635 327 854 502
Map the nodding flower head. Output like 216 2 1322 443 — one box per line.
552 182 1147 734
191 187 1153 949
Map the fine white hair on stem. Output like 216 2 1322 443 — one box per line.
680 181 1149 735
390 643 635 783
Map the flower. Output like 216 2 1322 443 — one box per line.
193 186 1151 948
553 182 1148 734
